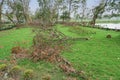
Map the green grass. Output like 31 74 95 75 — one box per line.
0 25 120 80
0 28 34 59
0 28 66 80
58 25 120 80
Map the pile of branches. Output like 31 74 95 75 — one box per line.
31 27 87 79
31 46 62 62
31 26 67 61
30 21 79 73
10 46 30 68
10 27 88 80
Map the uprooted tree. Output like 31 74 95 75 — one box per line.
30 0 87 78
32 0 68 62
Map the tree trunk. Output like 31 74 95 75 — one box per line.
21 0 30 24
90 12 98 26
0 7 2 24
81 4 86 23
57 7 59 22
23 13 29 24
0 0 4 24
90 0 108 26
68 0 72 20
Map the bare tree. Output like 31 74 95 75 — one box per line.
90 0 108 26
55 0 63 22
68 0 72 18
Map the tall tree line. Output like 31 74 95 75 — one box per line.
0 0 120 25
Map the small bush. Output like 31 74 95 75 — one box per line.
106 34 112 38
11 46 23 54
9 65 21 73
0 64 7 79
0 64 7 71
42 74 51 80
9 65 22 79
0 64 35 80
23 69 34 80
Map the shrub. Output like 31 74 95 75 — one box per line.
8 65 22 79
23 69 34 80
0 64 7 71
42 74 51 80
0 64 7 79
9 65 21 73
106 34 112 38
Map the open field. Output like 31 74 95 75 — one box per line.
0 25 120 80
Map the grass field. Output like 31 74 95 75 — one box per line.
0 25 120 80
58 25 120 80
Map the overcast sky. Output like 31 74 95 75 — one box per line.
29 0 101 14
29 0 39 14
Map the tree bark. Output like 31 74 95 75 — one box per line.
68 0 72 18
0 7 2 24
21 0 30 24
90 11 99 26
90 0 108 26
0 0 4 24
